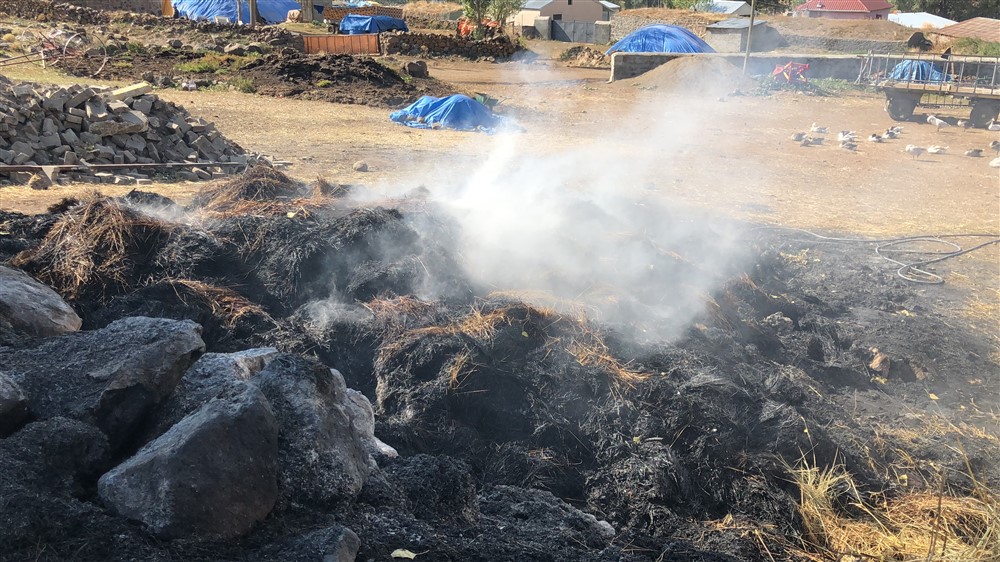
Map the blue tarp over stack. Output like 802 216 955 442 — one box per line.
172 0 300 23
390 95 499 131
888 60 946 82
339 15 409 34
606 24 715 54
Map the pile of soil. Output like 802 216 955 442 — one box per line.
560 46 611 69
1 184 997 561
630 56 756 96
241 50 454 107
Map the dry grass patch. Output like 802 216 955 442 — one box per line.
788 459 1000 562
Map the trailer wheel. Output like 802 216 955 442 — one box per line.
886 95 917 121
969 100 1000 128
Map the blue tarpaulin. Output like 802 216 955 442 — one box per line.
606 24 715 55
390 95 500 131
339 14 409 34
172 0 300 24
888 60 946 82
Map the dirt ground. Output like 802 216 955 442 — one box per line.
1 32 999 562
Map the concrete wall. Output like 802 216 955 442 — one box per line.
706 25 785 52
540 0 603 23
610 52 868 81
595 20 611 44
534 16 551 40
512 8 541 27
64 0 161 13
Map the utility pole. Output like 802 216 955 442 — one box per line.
235 0 242 24
249 0 259 26
742 0 757 75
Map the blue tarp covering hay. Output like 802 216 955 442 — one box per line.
172 0 300 23
606 24 715 55
339 14 409 34
390 95 500 132
888 60 947 83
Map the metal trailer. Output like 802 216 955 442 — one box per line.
858 52 1000 128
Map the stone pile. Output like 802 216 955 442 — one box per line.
380 32 518 60
0 76 249 184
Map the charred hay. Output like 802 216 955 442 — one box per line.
1 197 997 561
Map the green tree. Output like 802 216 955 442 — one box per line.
463 0 493 38
489 0 527 29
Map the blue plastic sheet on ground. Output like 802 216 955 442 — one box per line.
390 95 500 132
606 24 715 55
339 14 409 34
172 0 300 24
887 60 946 82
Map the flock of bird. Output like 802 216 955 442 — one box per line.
791 117 1000 168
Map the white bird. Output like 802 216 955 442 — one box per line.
810 123 828 133
991 140 1000 154
884 129 899 139
965 148 983 157
991 157 1000 168
837 131 857 142
868 133 883 143
809 136 825 145
790 132 806 141
840 141 857 151
988 119 1000 131
927 115 950 132
957 119 971 131
889 126 904 134
905 145 926 159
927 145 948 154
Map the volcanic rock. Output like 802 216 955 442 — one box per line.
252 524 361 562
255 354 373 506
0 372 29 437
0 265 82 337
98 383 279 539
0 317 205 451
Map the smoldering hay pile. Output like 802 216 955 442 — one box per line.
0 167 998 561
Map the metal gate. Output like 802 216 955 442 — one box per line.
302 34 381 55
551 20 596 43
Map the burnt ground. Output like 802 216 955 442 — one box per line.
0 171 996 561
69 48 455 108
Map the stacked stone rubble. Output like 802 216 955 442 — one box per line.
0 76 249 183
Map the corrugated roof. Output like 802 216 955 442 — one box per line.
521 0 551 9
599 1 621 10
935 17 1000 43
699 0 750 14
795 0 892 12
707 18 767 29
888 12 956 29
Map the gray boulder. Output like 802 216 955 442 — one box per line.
0 317 205 451
98 384 279 539
141 347 279 443
345 387 397 459
252 525 360 562
255 354 372 506
0 372 29 437
0 265 81 337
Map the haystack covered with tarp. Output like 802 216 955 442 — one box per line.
339 14 409 34
888 60 947 82
171 0 300 23
606 24 715 54
390 94 500 131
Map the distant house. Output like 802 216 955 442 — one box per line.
705 19 784 52
510 0 619 27
887 12 956 29
695 1 752 17
933 17 1000 43
794 0 892 20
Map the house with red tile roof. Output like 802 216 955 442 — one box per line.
795 0 893 20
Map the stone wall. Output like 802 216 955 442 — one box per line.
610 52 868 81
64 0 160 14
780 33 906 54
610 14 906 54
611 14 718 41
380 32 517 60
322 5 403 23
